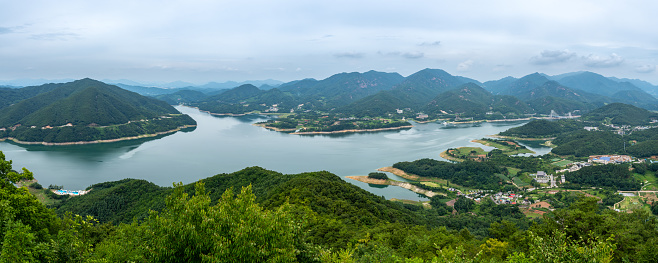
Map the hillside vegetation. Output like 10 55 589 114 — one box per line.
0 79 196 143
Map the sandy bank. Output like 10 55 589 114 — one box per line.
347 175 439 198
291 125 413 135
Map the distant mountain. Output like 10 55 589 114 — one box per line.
554 71 644 97
278 70 405 108
482 76 517 95
113 83 178 96
192 84 298 115
611 90 658 110
155 90 208 105
608 77 658 97
501 73 550 98
338 91 411 117
424 83 532 118
526 96 597 115
0 82 66 109
0 78 196 143
581 103 658 126
204 84 262 104
390 68 467 106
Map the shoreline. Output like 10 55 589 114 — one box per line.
439 150 464 162
346 175 439 197
489 134 556 141
0 124 196 146
291 125 413 135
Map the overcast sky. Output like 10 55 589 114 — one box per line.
1 0 657 85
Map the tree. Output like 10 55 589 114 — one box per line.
91 182 308 262
454 197 475 214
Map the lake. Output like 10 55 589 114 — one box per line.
1 106 550 201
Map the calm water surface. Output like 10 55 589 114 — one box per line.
1 106 550 201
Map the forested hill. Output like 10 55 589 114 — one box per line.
0 78 196 143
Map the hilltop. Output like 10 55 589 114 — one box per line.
0 78 196 144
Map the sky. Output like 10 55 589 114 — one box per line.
1 0 658 86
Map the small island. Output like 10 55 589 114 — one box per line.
255 114 412 134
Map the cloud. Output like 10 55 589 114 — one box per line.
377 51 424 59
493 64 512 72
530 50 576 65
583 53 624 67
0 27 13 34
457 60 474 71
402 52 424 59
635 64 656 73
418 41 441 46
29 32 79 41
334 52 365 59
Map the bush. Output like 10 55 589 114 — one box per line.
29 182 43 189
367 172 388 180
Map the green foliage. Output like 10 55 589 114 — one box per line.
367 172 388 180
551 130 624 157
0 79 196 143
565 164 640 190
90 182 306 262
393 158 509 190
499 119 585 138
454 197 476 213
582 103 658 126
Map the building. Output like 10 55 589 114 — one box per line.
588 155 632 164
534 171 550 184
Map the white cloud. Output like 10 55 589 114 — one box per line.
418 41 441 46
530 50 576 65
583 53 624 68
457 60 474 71
334 52 365 59
635 64 656 73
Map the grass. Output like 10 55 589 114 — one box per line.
513 177 530 187
495 173 510 182
634 171 658 190
551 159 574 167
473 139 535 155
16 180 66 206
616 196 652 213
507 167 521 176
421 182 442 188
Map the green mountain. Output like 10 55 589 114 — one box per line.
0 82 65 109
482 76 517 95
154 89 208 105
278 70 405 108
526 96 597 115
338 91 412 117
390 68 467 106
424 83 532 118
555 71 644 97
581 103 658 126
0 78 196 143
204 84 262 103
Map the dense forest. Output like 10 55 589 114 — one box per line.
0 79 196 143
3 151 658 262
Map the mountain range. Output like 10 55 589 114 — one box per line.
150 69 658 118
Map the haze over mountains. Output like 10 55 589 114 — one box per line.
3 68 657 120
126 69 657 118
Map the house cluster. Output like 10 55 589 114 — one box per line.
492 192 524 205
588 155 632 164
456 190 491 203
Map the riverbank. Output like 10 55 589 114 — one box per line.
346 175 439 197
291 125 413 135
0 124 196 146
